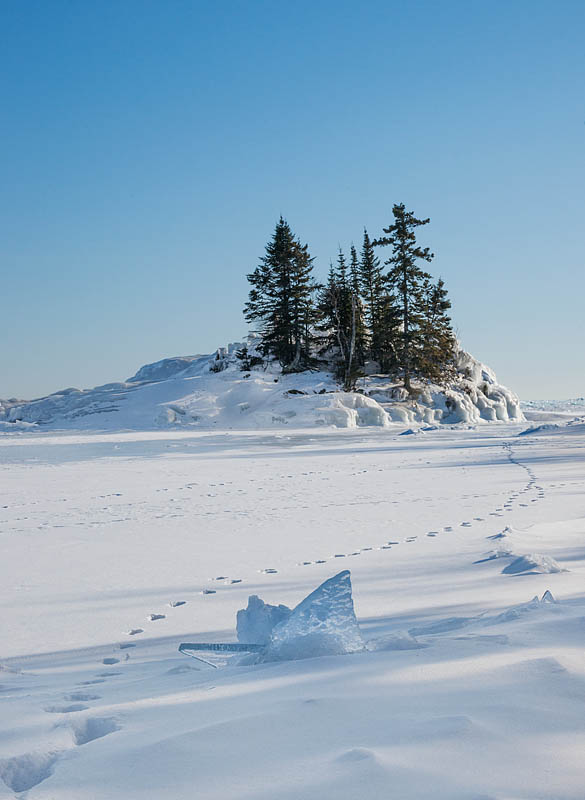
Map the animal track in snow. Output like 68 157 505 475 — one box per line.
0 751 61 793
169 600 186 607
65 692 100 701
126 628 143 636
45 703 89 713
201 589 216 594
102 658 120 665
147 614 166 621
70 717 120 746
259 568 278 574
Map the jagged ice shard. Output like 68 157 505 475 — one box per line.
262 570 365 662
236 595 292 645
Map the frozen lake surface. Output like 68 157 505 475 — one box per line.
1 423 584 798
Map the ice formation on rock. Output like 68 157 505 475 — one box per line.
236 596 292 645
262 570 365 662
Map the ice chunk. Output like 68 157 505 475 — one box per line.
263 570 365 661
236 596 291 645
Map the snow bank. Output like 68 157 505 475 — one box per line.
519 417 585 437
4 338 524 431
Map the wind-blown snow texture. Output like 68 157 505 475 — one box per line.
2 408 585 798
1 339 523 431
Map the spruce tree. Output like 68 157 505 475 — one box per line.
244 217 316 371
359 229 384 365
373 204 434 392
419 277 457 383
316 255 362 390
349 244 367 366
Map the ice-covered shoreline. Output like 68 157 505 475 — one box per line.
1 340 524 431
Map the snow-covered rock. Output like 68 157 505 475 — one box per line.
3 338 524 431
262 570 365 662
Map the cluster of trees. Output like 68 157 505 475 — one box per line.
243 204 457 393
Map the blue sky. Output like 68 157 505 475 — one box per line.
2 0 584 400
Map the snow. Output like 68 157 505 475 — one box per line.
1 339 524 431
1 416 585 798
501 553 565 574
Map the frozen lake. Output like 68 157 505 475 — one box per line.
1 423 584 798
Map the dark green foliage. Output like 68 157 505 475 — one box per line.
244 208 457 391
372 204 457 390
358 229 400 370
373 204 432 390
317 252 362 390
244 218 316 371
235 346 263 371
419 277 457 383
349 245 367 365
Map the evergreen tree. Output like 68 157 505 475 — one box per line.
419 277 457 383
359 230 383 365
316 254 362 390
244 218 316 371
373 204 434 392
349 245 367 366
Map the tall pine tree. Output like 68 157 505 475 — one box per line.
244 217 316 371
316 253 362 390
349 244 367 366
373 204 434 392
419 277 457 383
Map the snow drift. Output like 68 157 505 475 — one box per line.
1 338 524 431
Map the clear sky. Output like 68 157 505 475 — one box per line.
2 0 584 400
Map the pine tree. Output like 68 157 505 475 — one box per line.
244 218 316 371
419 277 457 383
349 245 367 366
373 204 434 392
316 255 362 390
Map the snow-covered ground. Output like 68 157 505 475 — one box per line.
1 418 585 798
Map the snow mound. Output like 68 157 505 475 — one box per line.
4 338 524 431
127 355 209 383
501 554 565 575
519 418 585 437
236 596 291 645
367 631 425 651
492 592 561 623
262 570 365 661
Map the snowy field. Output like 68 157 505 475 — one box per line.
1 421 585 799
